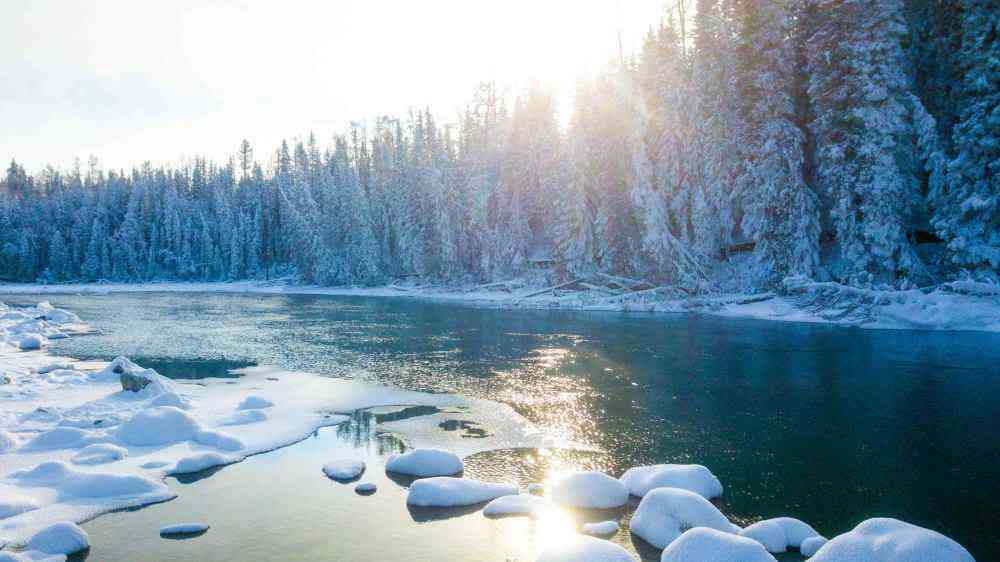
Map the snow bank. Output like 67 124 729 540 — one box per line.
629 487 733 549
406 477 517 507
582 520 619 536
322 459 365 481
70 443 128 465
6 461 169 501
660 527 776 562
159 523 209 536
0 494 40 519
173 452 233 474
482 493 548 518
551 471 629 509
619 464 723 499
236 395 273 410
739 517 821 553
25 522 88 556
800 535 828 557
386 448 463 477
536 534 636 562
809 518 974 562
116 406 243 451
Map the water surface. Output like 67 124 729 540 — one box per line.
5 292 996 560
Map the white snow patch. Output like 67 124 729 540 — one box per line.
582 520 619 536
70 443 128 465
18 428 95 452
619 464 723 499
236 395 273 410
386 448 463 477
629 487 733 549
159 523 209 536
25 522 89 556
221 409 268 426
536 534 636 562
406 477 517 507
322 459 365 481
660 527 776 562
172 452 232 474
809 518 974 562
482 494 548 518
0 494 41 519
800 535 828 557
551 471 629 509
739 517 821 553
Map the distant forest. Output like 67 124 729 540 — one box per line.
1 0 997 291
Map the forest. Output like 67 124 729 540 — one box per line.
1 0 997 293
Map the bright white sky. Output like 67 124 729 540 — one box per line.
1 0 668 172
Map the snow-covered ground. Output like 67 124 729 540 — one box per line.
2 276 999 332
0 299 546 557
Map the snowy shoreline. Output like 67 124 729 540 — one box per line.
2 278 999 333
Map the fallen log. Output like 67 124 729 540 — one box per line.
518 279 585 300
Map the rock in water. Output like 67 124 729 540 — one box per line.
160 523 210 537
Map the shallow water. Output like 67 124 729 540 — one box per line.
5 292 998 560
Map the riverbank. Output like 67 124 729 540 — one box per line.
2 276 999 332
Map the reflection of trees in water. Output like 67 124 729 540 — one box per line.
333 408 426 457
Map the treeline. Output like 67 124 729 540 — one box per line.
1 0 997 290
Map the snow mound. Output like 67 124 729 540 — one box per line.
809 518 974 562
386 448 463 477
801 536 828 557
483 493 548 517
0 494 41 519
0 430 17 453
322 459 366 481
8 461 169 500
739 517 820 553
116 406 242 451
148 392 192 410
406 477 518 507
36 363 72 374
236 395 274 410
16 334 47 351
173 452 232 474
629 487 733 549
619 464 723 499
660 527 776 562
536 534 636 562
355 483 377 494
583 520 619 536
18 427 93 452
71 443 128 465
26 522 89 555
160 523 209 536
551 471 629 509
221 409 268 426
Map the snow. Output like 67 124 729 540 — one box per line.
354 483 377 494
159 523 209 536
0 431 17 453
221 409 268 426
739 517 821 553
536 534 636 562
406 477 518 507
482 493 548 518
660 527 776 562
173 452 232 474
551 471 629 509
18 428 94 452
0 494 40 519
809 518 974 562
70 443 128 465
582 520 619 536
385 448 464 477
629 487 734 549
236 395 274 410
25 522 89 555
619 464 723 499
800 535 828 557
322 459 365 481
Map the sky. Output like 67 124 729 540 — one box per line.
1 0 668 172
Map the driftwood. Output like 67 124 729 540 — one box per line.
519 279 585 299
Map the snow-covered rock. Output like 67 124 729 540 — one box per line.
551 471 629 509
116 406 242 451
386 448 463 477
809 519 974 562
71 443 128 465
582 520 619 536
406 477 517 507
160 523 209 536
739 517 821 553
25 522 89 555
355 483 377 494
236 395 274 410
800 535 828 557
660 527 776 562
148 392 192 410
619 464 723 499
629 487 733 549
100 356 174 394
173 452 232 474
483 493 548 517
322 459 366 481
536 534 636 562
